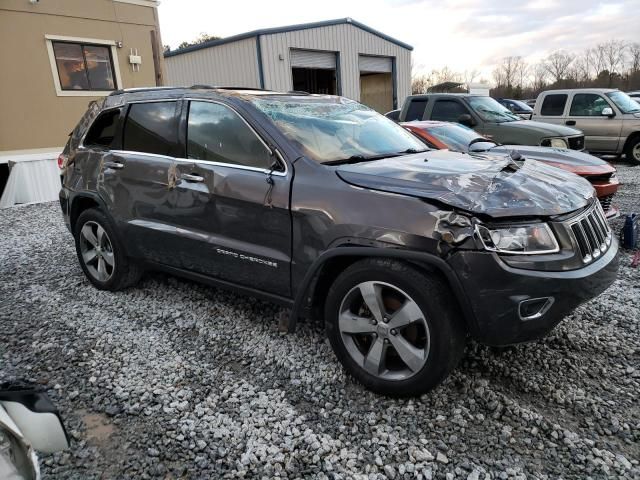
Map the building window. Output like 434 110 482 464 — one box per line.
52 41 116 91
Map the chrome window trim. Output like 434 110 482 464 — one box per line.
183 97 288 176
110 149 175 160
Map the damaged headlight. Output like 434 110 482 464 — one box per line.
476 223 559 254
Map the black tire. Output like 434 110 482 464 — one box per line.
625 136 640 165
325 258 466 396
73 208 142 291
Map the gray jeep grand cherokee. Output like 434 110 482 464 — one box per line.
59 87 619 396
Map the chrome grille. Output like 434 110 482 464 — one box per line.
598 194 614 213
568 202 612 263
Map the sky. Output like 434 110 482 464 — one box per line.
158 0 639 81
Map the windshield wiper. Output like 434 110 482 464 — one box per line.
323 149 425 166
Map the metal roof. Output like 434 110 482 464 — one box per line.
164 17 413 58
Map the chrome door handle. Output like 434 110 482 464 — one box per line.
181 173 204 183
104 161 124 170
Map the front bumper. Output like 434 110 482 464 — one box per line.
448 238 619 346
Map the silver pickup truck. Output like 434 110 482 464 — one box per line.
532 88 640 164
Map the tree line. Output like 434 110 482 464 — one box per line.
412 40 640 100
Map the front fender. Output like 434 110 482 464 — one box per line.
289 246 478 335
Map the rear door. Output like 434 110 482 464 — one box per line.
535 93 568 126
566 92 623 152
101 99 183 267
170 99 292 296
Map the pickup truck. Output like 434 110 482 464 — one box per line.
532 88 640 164
391 93 585 150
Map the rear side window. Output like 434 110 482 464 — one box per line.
431 100 468 122
186 101 272 169
123 101 177 156
540 94 567 116
84 109 120 148
405 99 428 121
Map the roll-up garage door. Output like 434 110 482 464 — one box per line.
290 49 336 69
359 55 392 73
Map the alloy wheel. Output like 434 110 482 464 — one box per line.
79 221 115 282
338 281 430 381
633 143 640 161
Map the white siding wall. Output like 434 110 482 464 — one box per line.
164 37 260 87
260 23 411 107
163 23 412 107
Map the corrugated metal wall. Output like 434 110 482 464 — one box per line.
163 23 411 107
260 23 411 106
164 37 260 87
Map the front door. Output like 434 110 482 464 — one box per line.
170 100 292 297
566 93 623 152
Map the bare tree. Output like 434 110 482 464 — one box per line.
543 50 574 84
629 43 640 73
531 62 548 92
598 40 627 86
493 56 524 88
411 74 430 94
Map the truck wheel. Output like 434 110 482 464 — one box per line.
74 208 142 291
625 136 640 165
325 258 466 396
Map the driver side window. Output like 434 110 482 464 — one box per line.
431 100 468 122
187 101 272 169
569 94 610 116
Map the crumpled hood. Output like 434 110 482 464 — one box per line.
489 145 614 171
336 150 595 218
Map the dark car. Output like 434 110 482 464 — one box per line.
403 121 620 217
59 87 619 396
497 98 533 120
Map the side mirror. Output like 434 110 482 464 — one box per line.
0 384 69 453
601 107 614 117
458 114 476 127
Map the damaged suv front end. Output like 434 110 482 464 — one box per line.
327 148 619 346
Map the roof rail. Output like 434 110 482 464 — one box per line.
189 85 270 91
108 86 179 96
287 90 311 95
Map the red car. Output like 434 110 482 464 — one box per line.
403 121 620 217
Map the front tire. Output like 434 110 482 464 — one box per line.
325 258 466 396
74 208 142 291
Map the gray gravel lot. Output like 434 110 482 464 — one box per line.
1 163 639 479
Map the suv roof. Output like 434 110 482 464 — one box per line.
538 88 619 95
407 93 486 99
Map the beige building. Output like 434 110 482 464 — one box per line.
0 0 165 155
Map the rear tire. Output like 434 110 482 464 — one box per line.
74 208 142 291
325 258 466 396
625 136 640 165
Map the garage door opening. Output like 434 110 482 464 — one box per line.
290 49 337 95
292 68 336 95
359 55 394 113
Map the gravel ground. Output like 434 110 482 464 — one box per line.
1 163 639 479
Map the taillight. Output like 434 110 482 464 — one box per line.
57 153 68 169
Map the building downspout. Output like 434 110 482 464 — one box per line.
256 35 265 89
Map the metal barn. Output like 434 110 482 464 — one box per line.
164 18 412 113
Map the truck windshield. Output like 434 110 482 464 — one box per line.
468 97 520 123
606 91 640 114
251 96 427 164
